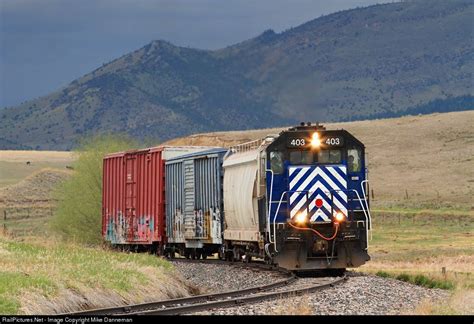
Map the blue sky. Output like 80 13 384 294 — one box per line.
0 0 391 108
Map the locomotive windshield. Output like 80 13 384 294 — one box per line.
289 151 314 164
347 148 362 172
318 149 342 164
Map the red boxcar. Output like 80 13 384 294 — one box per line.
102 146 210 252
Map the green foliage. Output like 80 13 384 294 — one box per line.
0 235 172 314
376 272 456 290
50 134 137 244
375 271 390 278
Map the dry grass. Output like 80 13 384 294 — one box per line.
0 168 72 207
409 290 474 315
0 233 193 314
0 168 72 236
0 150 74 188
363 213 473 315
165 111 474 211
0 150 74 163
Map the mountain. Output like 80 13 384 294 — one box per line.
1 0 473 150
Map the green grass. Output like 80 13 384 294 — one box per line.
0 235 176 314
375 271 455 290
368 214 473 262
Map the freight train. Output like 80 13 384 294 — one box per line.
102 123 372 271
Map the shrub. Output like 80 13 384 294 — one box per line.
50 134 137 244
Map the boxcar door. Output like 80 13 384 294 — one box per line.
125 155 137 242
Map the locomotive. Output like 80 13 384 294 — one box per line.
102 123 372 271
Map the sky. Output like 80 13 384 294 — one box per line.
0 0 392 108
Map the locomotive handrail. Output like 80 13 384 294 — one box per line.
271 189 316 252
360 180 372 230
266 169 275 244
331 188 370 250
270 188 371 252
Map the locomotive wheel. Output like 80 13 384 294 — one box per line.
201 254 207 260
190 249 197 260
184 250 190 259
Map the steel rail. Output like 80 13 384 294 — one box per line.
132 275 347 315
64 272 296 315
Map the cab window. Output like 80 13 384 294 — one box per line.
317 149 341 164
347 148 362 173
289 151 313 165
270 151 284 174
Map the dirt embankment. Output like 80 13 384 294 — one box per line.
0 168 71 208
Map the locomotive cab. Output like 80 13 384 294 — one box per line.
265 123 371 271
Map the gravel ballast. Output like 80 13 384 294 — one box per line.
171 261 289 294
172 263 450 315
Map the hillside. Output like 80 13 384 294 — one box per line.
166 110 474 211
1 0 473 150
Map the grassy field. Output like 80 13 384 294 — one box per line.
361 212 473 314
166 110 474 212
0 150 74 188
0 112 472 314
0 233 194 314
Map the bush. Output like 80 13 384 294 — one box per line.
50 134 137 244
375 271 390 278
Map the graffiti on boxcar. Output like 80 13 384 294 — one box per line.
106 211 127 244
106 211 155 244
173 209 184 239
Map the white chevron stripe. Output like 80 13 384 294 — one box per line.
289 167 310 189
289 168 319 204
289 167 296 176
290 195 307 217
289 166 348 221
292 168 347 201
307 180 347 214
291 208 308 219
327 166 347 188
315 169 347 200
311 209 330 222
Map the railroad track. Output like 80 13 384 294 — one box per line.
66 260 347 315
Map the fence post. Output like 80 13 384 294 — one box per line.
398 213 401 224
371 189 374 200
3 210 6 220
405 189 409 200
27 208 30 219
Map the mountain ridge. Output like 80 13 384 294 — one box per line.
1 0 473 150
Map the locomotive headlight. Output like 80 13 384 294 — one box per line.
334 212 345 223
311 132 321 148
294 213 307 225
